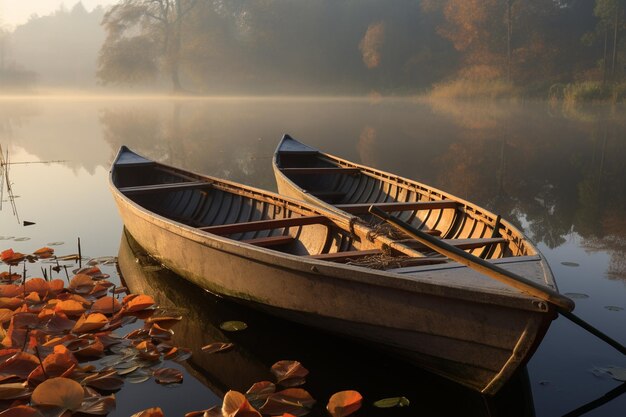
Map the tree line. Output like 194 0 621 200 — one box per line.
1 1 626 96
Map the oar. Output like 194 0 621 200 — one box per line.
368 205 626 356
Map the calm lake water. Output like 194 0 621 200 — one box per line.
1 97 625 416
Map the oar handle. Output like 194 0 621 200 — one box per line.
368 205 575 312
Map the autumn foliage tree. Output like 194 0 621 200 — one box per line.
98 0 199 91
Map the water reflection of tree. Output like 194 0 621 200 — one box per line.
426 100 626 250
0 101 39 140
98 101 272 189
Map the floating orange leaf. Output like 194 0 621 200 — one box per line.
144 315 182 329
0 382 31 400
130 407 164 417
54 300 86 317
31 377 84 410
72 313 109 334
48 279 65 294
0 351 40 379
0 309 13 324
0 297 23 310
202 342 235 354
91 297 122 315
259 388 315 417
124 295 155 313
222 390 262 417
24 278 50 297
326 391 362 417
68 274 95 294
68 336 105 358
75 393 116 415
148 322 173 340
0 404 43 416
0 285 21 298
1 249 25 264
33 247 54 258
153 367 183 384
245 381 276 406
42 312 76 333
82 369 124 391
271 361 309 387
27 345 77 384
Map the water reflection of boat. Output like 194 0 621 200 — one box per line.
118 228 536 417
109 146 558 395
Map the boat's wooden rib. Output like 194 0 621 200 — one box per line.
242 235 295 248
111 145 560 396
336 199 459 214
199 215 330 235
119 181 209 195
280 167 361 175
402 237 508 251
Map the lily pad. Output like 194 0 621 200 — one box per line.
561 262 580 267
604 306 624 312
373 396 410 408
13 237 30 242
220 321 248 332
46 241 65 246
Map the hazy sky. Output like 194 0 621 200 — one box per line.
0 0 117 27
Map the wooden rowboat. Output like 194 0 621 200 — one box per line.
110 145 558 395
272 135 562 393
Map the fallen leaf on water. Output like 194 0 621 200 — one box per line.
145 315 182 329
245 381 276 407
202 342 235 354
271 361 309 387
372 396 410 408
75 393 116 415
72 313 109 334
327 390 362 417
222 390 262 417
31 377 84 410
0 405 43 416
153 367 183 384
54 300 86 317
0 351 40 379
219 321 248 332
0 382 32 400
259 388 315 417
125 295 155 313
82 369 124 391
561 262 580 267
91 297 122 315
33 247 54 258
604 306 624 312
130 407 165 417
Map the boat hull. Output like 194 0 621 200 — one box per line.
112 188 553 394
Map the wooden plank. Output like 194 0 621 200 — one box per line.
281 167 360 175
336 199 458 215
200 215 330 235
119 181 209 195
402 237 507 251
308 249 383 262
242 235 295 247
